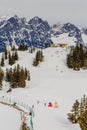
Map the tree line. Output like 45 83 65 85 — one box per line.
0 47 44 89
0 48 19 67
0 64 30 89
67 94 87 130
67 44 87 70
18 45 28 51
0 44 31 67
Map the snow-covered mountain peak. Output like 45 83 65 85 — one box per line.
29 16 42 23
51 22 63 35
51 22 83 44
0 15 12 21
7 15 28 27
52 22 63 28
0 15 53 51
29 16 50 31
82 26 87 35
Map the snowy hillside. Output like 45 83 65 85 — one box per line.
0 104 21 130
0 47 87 130
51 33 76 46
51 22 83 45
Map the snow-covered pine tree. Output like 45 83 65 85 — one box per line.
79 109 87 130
67 100 80 123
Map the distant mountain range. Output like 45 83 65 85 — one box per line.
0 15 87 52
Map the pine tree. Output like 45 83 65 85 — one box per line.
10 66 18 88
0 55 5 67
18 44 28 51
8 51 15 65
11 45 16 51
67 95 87 130
39 50 43 62
6 68 12 82
25 45 28 50
0 67 4 88
67 100 80 123
11 52 15 64
80 95 87 114
5 65 30 88
79 44 84 67
66 44 87 70
80 99 84 116
79 109 87 130
15 50 18 60
33 50 44 66
33 58 39 66
4 48 8 59
67 54 73 68
83 58 87 69
29 46 35 53
6 68 10 82
8 51 12 65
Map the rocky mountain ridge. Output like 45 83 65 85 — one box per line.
0 15 86 51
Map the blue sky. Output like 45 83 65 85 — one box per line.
0 0 87 27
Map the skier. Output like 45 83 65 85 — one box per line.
44 102 46 106
32 104 34 108
37 100 39 104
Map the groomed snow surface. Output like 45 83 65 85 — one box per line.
0 104 21 130
0 47 86 130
